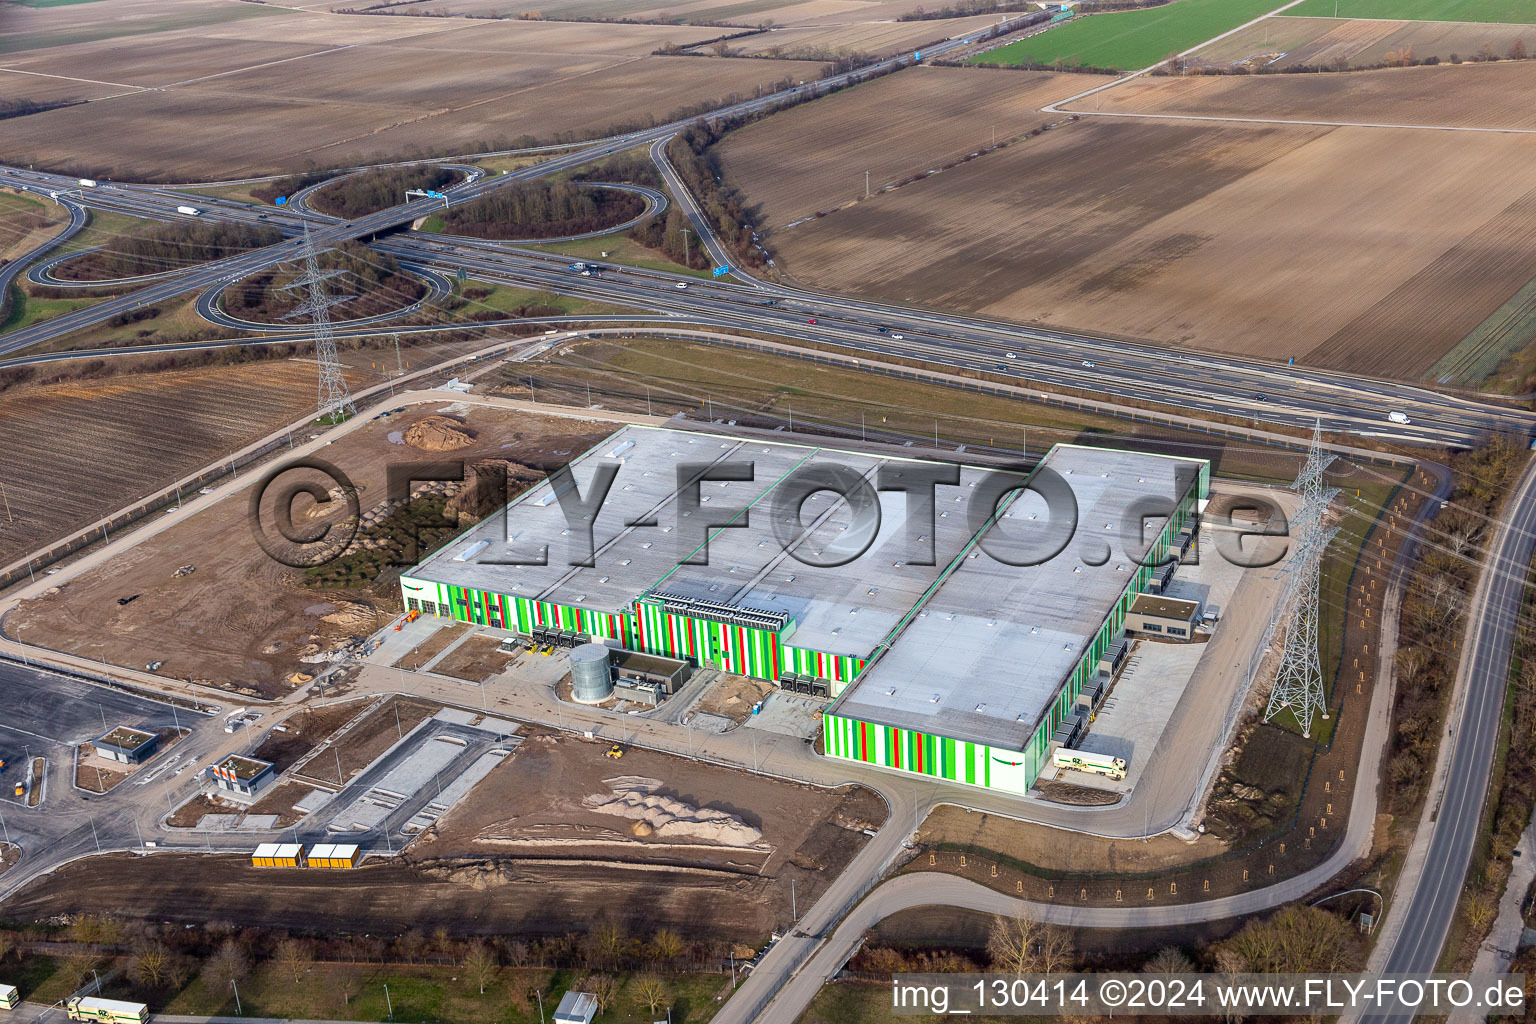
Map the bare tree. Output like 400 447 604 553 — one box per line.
69 915 105 946
1213 947 1247 1024
1144 946 1192 974
649 928 683 965
462 942 499 995
331 965 363 1009
579 974 619 1013
1034 923 1075 974
275 938 313 985
0 932 15 964
590 920 627 970
635 975 667 1015
61 950 99 990
1511 39 1527 60
396 929 427 964
202 938 249 991
987 912 1040 974
128 940 173 989
499 939 530 968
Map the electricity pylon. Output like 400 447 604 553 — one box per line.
1264 421 1339 738
280 225 356 424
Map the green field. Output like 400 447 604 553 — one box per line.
1284 0 1535 21
0 285 103 335
970 0 1288 70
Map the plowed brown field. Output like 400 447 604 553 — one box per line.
1194 17 1536 70
1092 59 1536 129
0 3 823 178
717 66 1079 229
730 16 999 57
758 115 1536 376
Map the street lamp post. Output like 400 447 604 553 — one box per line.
231 979 242 1016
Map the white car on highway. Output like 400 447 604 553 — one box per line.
675 281 688 289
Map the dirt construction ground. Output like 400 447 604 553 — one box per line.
4 736 886 944
759 109 1536 378
8 404 609 697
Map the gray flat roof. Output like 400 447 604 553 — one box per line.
828 444 1205 751
408 425 1002 658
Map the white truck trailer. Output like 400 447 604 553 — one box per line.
77 178 98 188
176 205 200 217
1052 748 1127 781
0 984 19 1010
65 996 148 1024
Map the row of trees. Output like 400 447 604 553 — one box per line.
439 180 646 240
1387 437 1524 814
852 904 1359 983
311 165 459 218
58 222 283 281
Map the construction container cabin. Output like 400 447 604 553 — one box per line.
210 754 275 798
307 843 360 868
250 843 306 868
401 425 1208 795
92 726 157 765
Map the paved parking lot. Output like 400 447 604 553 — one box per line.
0 663 191 806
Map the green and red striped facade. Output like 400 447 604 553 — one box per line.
397 577 865 691
820 459 1206 794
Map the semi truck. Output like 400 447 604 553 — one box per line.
176 206 200 217
77 178 98 188
1052 748 1127 781
65 997 148 1024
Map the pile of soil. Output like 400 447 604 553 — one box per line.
584 778 765 847
404 416 475 451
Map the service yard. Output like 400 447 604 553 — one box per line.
757 108 1536 377
6 403 608 697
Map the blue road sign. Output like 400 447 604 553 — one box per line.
274 196 288 205
712 265 730 278
426 190 444 199
913 51 921 60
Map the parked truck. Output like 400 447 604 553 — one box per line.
65 997 148 1024
77 178 98 188
176 205 200 217
1052 748 1127 782
0 983 19 1011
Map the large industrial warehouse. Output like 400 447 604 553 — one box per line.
401 425 1208 794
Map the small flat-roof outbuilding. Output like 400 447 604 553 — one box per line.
93 726 158 765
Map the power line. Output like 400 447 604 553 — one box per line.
1265 420 1339 738
280 224 357 424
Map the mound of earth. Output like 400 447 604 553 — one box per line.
584 780 764 847
404 416 475 451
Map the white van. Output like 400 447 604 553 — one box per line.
1388 410 1410 425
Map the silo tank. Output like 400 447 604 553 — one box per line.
569 643 614 703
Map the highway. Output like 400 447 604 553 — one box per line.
1 9 1533 1012
0 17 1022 357
2 156 1529 451
1371 454 1536 1019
